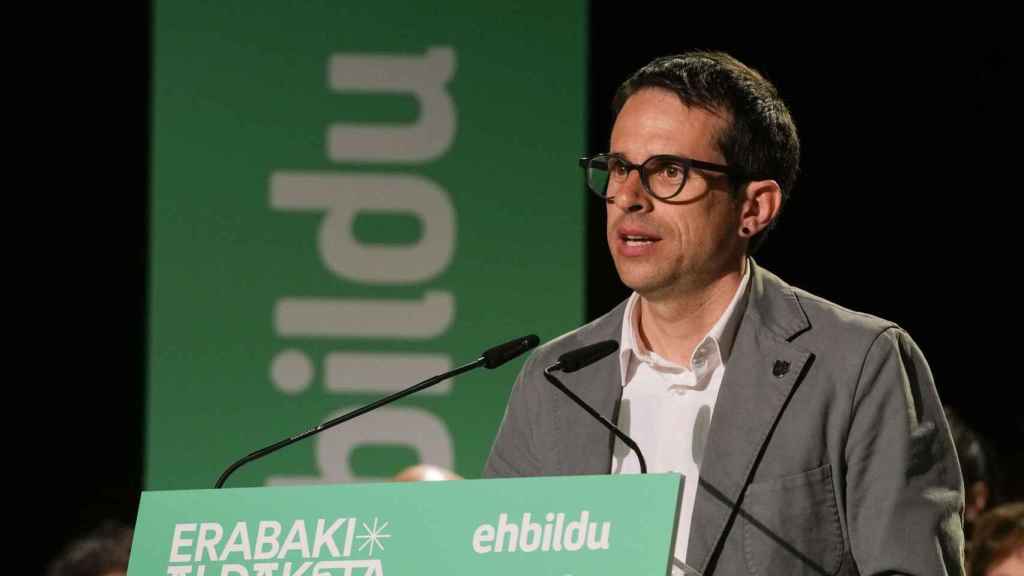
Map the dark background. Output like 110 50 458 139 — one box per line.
37 6 1017 572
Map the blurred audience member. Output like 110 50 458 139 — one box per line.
947 406 1001 534
46 520 133 576
393 464 462 482
969 502 1024 576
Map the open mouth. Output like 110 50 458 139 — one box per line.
622 234 658 246
618 227 662 247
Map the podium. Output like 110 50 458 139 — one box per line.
129 474 682 575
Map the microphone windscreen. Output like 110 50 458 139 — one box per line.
557 340 618 373
482 334 540 369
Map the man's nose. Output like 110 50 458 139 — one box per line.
609 170 651 213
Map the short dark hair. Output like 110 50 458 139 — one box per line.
945 406 993 490
612 51 800 253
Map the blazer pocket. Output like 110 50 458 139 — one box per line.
741 464 843 576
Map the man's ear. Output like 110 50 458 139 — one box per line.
737 179 782 238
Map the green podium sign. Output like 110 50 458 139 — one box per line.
129 474 682 575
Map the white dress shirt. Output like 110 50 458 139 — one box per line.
612 263 751 572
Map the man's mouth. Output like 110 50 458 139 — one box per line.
622 234 658 246
618 226 662 247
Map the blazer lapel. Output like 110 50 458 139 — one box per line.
552 301 628 475
687 263 813 573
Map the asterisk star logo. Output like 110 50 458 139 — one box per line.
356 517 391 556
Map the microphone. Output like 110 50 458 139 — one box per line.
553 340 619 373
483 334 540 369
215 334 540 488
543 340 648 473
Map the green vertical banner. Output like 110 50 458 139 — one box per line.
149 2 585 489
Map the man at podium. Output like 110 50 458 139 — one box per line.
485 51 964 575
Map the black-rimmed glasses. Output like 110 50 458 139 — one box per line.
579 153 750 201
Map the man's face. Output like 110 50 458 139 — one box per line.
606 88 745 300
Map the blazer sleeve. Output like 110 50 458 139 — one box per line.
844 327 965 574
483 352 546 478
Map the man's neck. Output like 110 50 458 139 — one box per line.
636 261 746 367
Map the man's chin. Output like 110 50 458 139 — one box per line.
618 275 673 299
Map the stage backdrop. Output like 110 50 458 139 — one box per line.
148 1 585 489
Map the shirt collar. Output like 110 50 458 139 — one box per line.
618 259 752 386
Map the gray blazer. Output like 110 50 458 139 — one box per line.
485 262 964 575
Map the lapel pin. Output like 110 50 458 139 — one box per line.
772 360 790 377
